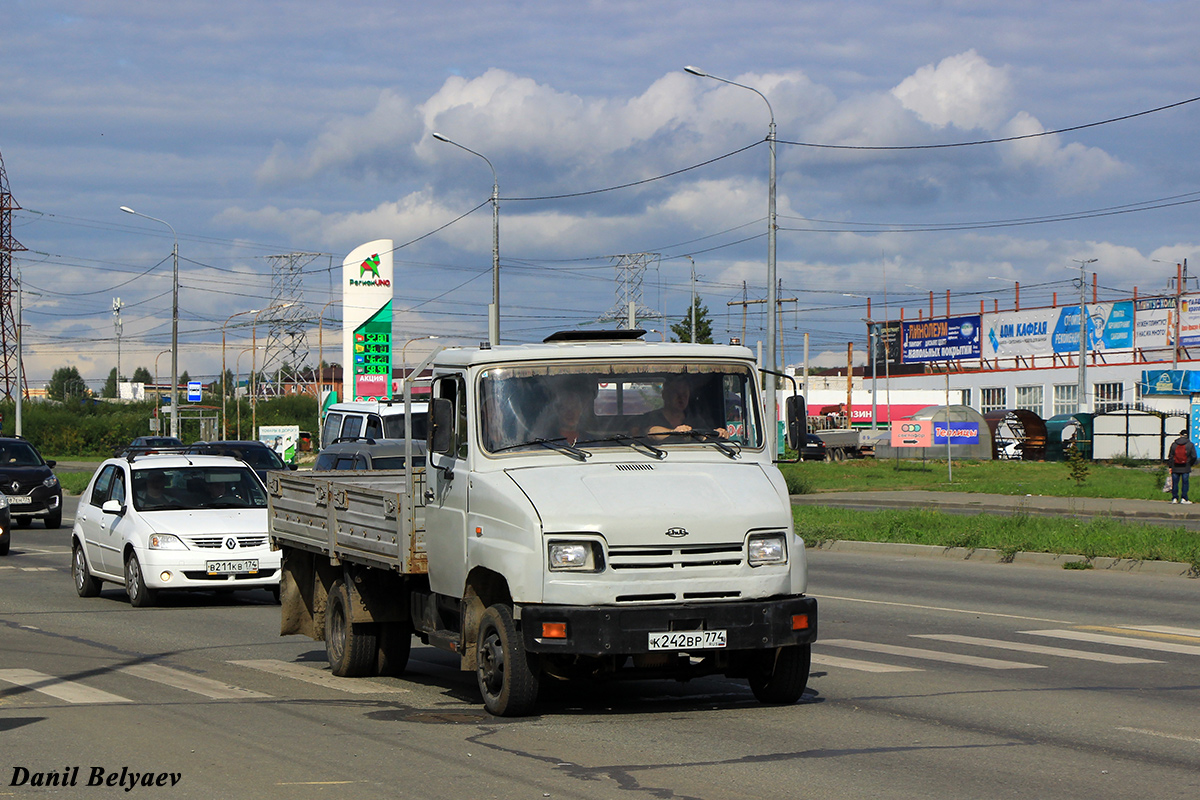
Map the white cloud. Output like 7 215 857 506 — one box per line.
997 111 1127 192
891 50 1013 131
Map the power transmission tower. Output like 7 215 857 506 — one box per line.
597 253 663 330
0 148 26 400
260 253 319 396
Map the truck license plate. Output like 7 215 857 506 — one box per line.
647 630 727 651
206 559 259 575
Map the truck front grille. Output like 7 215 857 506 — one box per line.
607 543 743 571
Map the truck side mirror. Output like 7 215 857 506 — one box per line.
428 397 454 456
785 395 807 451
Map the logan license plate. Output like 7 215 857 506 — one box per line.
206 559 259 575
647 630 727 651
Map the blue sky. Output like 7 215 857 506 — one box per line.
3 0 1199 386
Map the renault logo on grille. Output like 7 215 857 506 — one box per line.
665 527 689 538
9 481 18 493
225 537 237 550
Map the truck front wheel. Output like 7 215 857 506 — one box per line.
325 580 377 677
476 604 540 717
748 644 811 705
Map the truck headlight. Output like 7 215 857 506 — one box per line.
747 533 786 566
548 540 603 572
148 533 188 551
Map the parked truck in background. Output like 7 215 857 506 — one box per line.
269 330 816 716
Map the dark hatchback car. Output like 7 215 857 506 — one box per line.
185 440 296 484
314 438 427 471
0 436 63 531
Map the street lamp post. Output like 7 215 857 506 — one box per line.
684 66 777 434
433 132 500 346
402 335 439 381
1072 259 1098 413
222 309 261 439
234 347 254 439
121 206 179 439
153 348 171 432
315 298 338 447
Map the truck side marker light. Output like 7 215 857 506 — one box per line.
542 622 568 639
475 526 484 537
792 614 810 631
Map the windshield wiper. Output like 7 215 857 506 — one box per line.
676 429 741 459
580 434 667 460
491 437 591 462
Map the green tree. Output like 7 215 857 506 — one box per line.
102 368 118 398
670 296 713 344
131 366 153 384
48 366 88 402
179 370 190 386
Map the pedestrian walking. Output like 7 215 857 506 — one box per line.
1166 429 1197 504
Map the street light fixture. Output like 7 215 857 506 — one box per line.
402 335 440 381
121 206 179 440
685 66 778 430
433 132 500 346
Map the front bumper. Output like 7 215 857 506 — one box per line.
520 595 817 656
8 488 61 518
137 547 282 590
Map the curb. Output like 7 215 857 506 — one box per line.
807 539 1199 579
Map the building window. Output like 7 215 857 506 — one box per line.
961 388 972 408
1014 385 1044 415
1093 382 1124 413
1053 384 1078 416
980 387 1007 413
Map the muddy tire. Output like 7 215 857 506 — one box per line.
375 621 413 677
325 580 377 677
476 604 539 717
748 644 811 705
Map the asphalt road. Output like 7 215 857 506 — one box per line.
1 500 1197 799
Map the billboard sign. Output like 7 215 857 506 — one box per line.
890 420 932 448
932 421 980 445
342 240 394 402
902 315 981 363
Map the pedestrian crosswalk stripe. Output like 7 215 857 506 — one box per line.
812 653 922 673
912 634 1161 664
1118 625 1200 640
118 663 271 700
820 639 1045 669
0 669 131 704
228 660 411 694
1022 629 1200 656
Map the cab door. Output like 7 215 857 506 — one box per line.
424 373 469 598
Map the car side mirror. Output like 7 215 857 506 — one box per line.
101 499 125 516
45 459 57 468
785 395 807 451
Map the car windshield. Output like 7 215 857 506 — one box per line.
0 442 44 467
131 466 268 511
479 361 761 455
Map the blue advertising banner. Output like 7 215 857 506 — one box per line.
902 315 981 363
1140 370 1200 396
932 421 980 445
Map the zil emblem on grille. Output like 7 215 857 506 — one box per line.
665 527 689 538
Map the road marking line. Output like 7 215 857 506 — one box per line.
0 669 131 704
810 594 1073 624
1117 625 1200 641
228 660 410 694
1116 727 1200 745
912 634 1161 664
118 663 271 700
1022 629 1200 656
812 653 923 673
820 639 1045 669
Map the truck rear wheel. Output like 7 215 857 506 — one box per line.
748 644 811 705
375 621 413 676
325 580 377 677
476 604 540 717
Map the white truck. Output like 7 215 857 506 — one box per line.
269 331 817 716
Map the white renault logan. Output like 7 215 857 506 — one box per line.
71 453 280 606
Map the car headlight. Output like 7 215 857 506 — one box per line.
148 533 188 550
547 540 603 572
747 533 787 566
0 494 8 510
43 475 59 489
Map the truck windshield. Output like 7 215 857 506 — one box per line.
479 362 761 455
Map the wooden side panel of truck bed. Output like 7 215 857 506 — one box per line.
267 469 428 573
